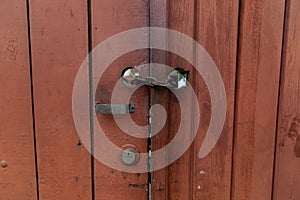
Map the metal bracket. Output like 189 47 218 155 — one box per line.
95 103 135 114
122 67 189 89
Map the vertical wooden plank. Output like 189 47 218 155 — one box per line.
150 86 169 200
231 0 286 199
91 0 149 199
29 1 91 199
149 1 169 200
151 0 238 199
166 1 195 199
193 0 239 199
151 0 196 199
0 1 37 199
273 0 300 199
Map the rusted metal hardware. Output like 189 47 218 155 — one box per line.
121 67 189 89
95 67 188 115
95 103 135 114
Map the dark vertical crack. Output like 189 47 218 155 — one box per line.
230 0 243 199
148 1 153 199
189 1 198 199
87 0 95 199
26 0 40 199
271 0 289 199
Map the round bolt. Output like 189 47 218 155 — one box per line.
121 149 137 165
121 67 141 86
1 160 7 168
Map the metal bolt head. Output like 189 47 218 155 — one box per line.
121 149 137 165
121 67 141 86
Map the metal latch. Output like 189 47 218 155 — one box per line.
95 67 189 115
121 67 189 89
95 103 135 114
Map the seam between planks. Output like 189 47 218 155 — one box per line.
230 0 243 199
190 0 198 199
87 0 95 199
26 0 40 199
271 0 289 199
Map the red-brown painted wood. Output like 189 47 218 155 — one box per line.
151 0 239 199
0 1 37 199
231 0 286 200
91 0 149 199
273 0 300 199
192 1 239 199
151 0 196 199
1 0 300 199
165 1 196 199
149 1 169 200
29 1 92 199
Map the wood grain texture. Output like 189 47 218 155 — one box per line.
273 0 300 199
91 0 149 199
151 0 238 199
29 1 92 199
151 0 196 199
166 1 196 198
149 1 169 200
0 1 37 199
192 1 239 199
1 0 297 199
231 0 286 199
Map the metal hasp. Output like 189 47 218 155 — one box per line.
95 67 188 115
95 103 135 114
121 67 189 89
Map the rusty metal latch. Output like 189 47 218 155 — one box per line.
95 103 135 114
121 67 189 89
95 67 188 115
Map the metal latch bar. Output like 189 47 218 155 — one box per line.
122 67 189 89
95 103 135 114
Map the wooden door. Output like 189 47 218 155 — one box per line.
28 0 150 199
1 0 300 200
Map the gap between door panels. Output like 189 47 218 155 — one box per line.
148 1 169 200
87 0 95 199
86 0 168 199
87 0 151 199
